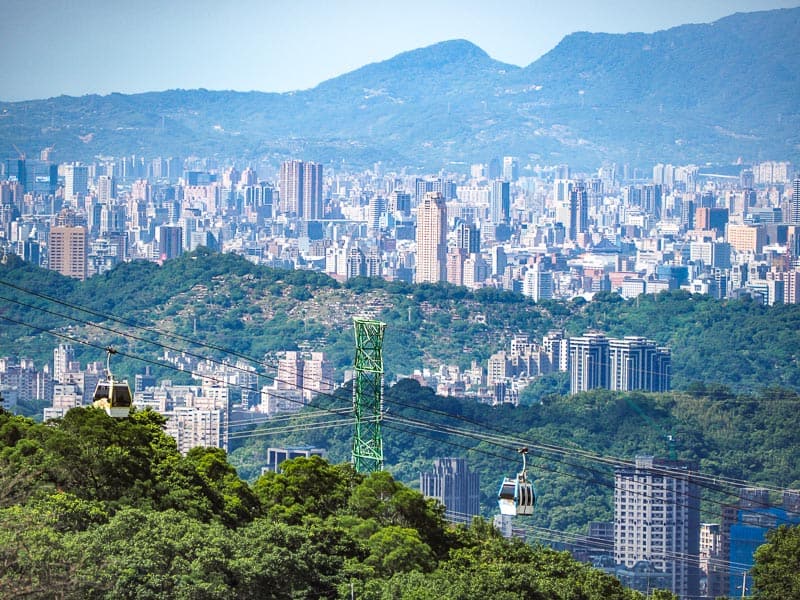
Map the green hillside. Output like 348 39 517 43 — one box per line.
1 407 662 599
3 250 800 393
229 379 800 536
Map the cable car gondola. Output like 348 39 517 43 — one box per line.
92 347 133 418
498 447 536 516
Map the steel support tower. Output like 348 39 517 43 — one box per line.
351 318 386 473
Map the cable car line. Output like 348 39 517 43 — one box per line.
7 276 796 413
6 308 797 569
5 301 793 516
0 278 344 391
0 311 355 428
3 301 793 509
3 294 796 514
382 413 800 528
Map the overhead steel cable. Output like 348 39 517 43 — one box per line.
5 308 796 577
2 291 792 502
2 286 795 502
0 311 354 426
383 413 800 528
6 276 797 409
0 277 344 391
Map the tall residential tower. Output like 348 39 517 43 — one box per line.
415 191 448 284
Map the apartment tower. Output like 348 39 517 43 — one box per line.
415 191 448 283
614 456 700 599
48 226 87 280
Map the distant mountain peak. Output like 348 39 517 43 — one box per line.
1 8 797 169
378 38 498 69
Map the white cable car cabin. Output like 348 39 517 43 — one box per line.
498 447 536 516
92 348 133 418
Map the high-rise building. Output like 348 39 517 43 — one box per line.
455 221 480 254
700 523 725 599
790 178 800 225
569 332 609 394
275 350 333 402
96 175 116 203
367 195 386 236
301 352 334 401
727 224 765 254
280 159 323 220
388 190 411 217
522 263 553 302
279 160 303 216
569 180 589 241
346 246 366 279
721 488 800 597
642 184 662 218
491 246 507 277
446 247 466 286
608 337 671 392
48 226 87 280
157 224 183 262
502 156 518 181
415 191 447 284
63 164 88 207
302 161 323 220
542 330 570 373
569 333 670 394
490 180 510 224
420 457 480 524
614 456 700 599
53 343 76 384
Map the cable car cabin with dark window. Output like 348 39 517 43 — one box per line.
92 379 133 418
498 475 535 516
498 447 536 516
92 348 133 418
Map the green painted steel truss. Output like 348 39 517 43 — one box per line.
351 318 386 473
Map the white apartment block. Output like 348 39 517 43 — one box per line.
614 456 700 598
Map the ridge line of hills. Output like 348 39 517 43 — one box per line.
1 7 798 169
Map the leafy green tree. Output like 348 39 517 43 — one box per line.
252 455 361 524
72 508 234 599
229 517 360 599
347 471 450 557
364 525 435 577
752 524 800 600
182 446 261 526
0 504 81 599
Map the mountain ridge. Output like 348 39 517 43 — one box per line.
1 7 798 169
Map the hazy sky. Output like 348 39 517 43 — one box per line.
1 0 797 101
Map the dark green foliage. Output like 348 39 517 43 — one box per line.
6 254 800 397
233 380 800 537
1 405 657 599
752 525 800 599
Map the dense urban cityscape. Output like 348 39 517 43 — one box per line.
2 151 799 598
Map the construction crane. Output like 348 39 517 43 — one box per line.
12 143 25 160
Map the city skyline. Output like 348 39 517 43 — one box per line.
1 0 797 102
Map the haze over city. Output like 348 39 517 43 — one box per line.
1 0 798 101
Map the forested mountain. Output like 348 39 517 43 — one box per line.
2 250 800 394
1 407 659 599
1 8 798 169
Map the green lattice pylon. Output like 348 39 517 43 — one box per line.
352 317 386 473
